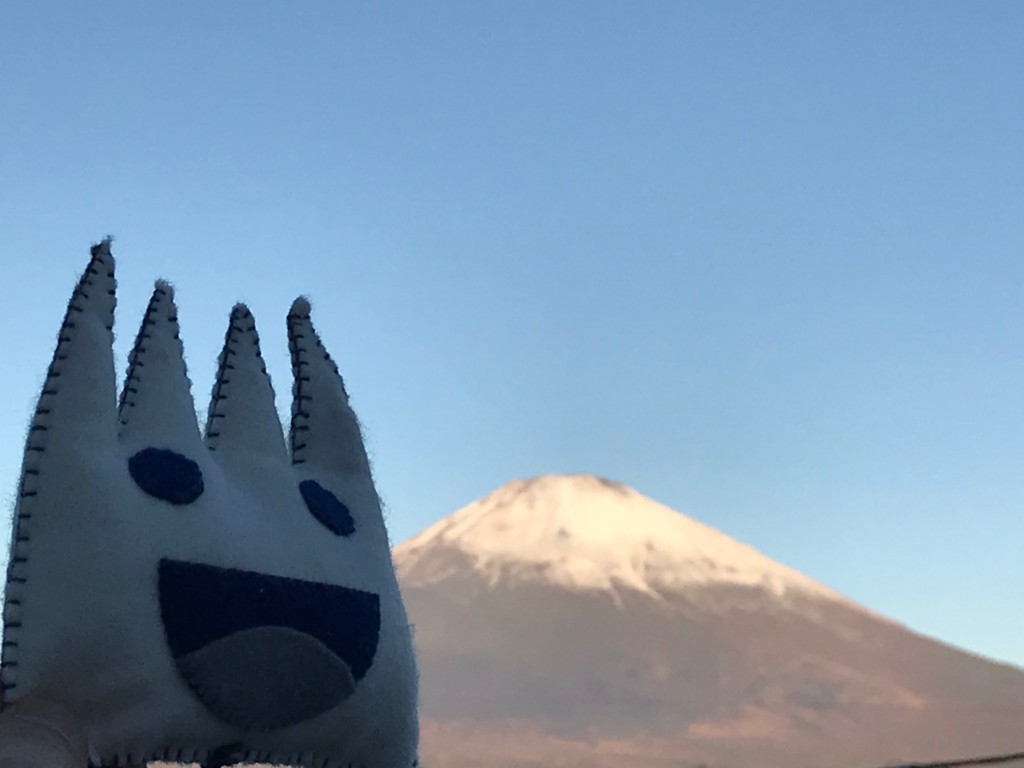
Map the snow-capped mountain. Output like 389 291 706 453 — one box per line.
399 474 838 601
395 475 1024 768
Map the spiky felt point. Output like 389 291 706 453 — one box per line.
90 236 114 259
289 297 312 319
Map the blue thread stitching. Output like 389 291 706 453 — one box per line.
287 307 348 466
118 287 164 425
287 311 312 465
206 306 274 451
205 309 244 449
2 242 114 702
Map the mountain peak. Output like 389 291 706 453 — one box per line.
396 474 839 602
399 476 1024 767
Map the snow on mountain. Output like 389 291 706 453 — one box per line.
398 475 1024 768
396 474 842 603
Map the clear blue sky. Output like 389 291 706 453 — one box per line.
2 3 1022 667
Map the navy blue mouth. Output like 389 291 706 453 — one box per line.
158 558 381 730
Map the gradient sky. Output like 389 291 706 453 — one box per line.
2 3 1022 667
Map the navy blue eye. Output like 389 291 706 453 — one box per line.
129 447 204 505
299 480 355 536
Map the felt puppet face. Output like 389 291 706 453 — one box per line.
1 241 418 768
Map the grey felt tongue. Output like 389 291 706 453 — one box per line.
175 626 357 731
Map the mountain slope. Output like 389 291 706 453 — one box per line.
396 475 1024 768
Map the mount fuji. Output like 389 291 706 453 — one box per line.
395 475 1024 768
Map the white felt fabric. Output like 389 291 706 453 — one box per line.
2 241 419 768
0 698 88 768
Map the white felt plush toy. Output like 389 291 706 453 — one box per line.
0 240 419 768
